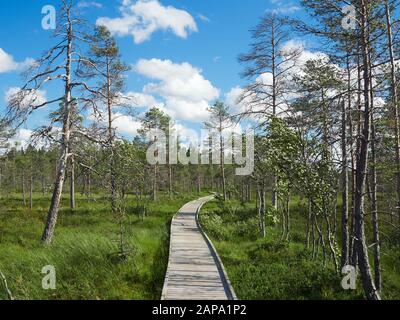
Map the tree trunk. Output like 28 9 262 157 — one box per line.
255 183 259 213
22 171 26 206
29 175 33 211
257 183 266 238
353 3 380 299
370 112 382 292
42 150 69 243
106 57 117 213
369 64 382 293
385 0 400 223
314 214 327 266
153 164 157 201
168 164 173 199
349 51 362 267
284 193 291 241
272 175 278 210
306 200 312 249
220 131 227 201
271 20 278 211
197 165 201 195
341 97 349 268
69 154 75 210
41 9 73 244
209 135 214 191
248 179 252 202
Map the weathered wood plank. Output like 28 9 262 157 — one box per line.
161 196 237 300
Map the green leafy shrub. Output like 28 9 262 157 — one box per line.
200 213 232 241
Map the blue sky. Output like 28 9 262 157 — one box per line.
0 0 305 143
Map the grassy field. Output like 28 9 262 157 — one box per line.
0 192 194 300
2 191 399 300
200 199 400 300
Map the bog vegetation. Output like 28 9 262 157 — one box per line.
1 0 400 300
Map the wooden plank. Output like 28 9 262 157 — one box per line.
161 196 237 300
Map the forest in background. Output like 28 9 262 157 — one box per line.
1 0 400 300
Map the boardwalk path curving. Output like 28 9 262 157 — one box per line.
161 196 237 300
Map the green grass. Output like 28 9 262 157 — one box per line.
2 191 398 300
0 192 194 300
200 199 400 300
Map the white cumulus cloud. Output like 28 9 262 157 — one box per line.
0 48 33 73
8 129 33 150
96 0 198 44
113 113 142 136
225 86 245 112
125 91 164 109
5 87 47 108
134 58 220 122
268 1 301 14
78 1 103 8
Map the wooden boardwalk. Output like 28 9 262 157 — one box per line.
161 196 237 300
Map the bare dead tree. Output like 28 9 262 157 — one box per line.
5 0 88 244
239 13 301 210
76 25 130 213
205 101 233 201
